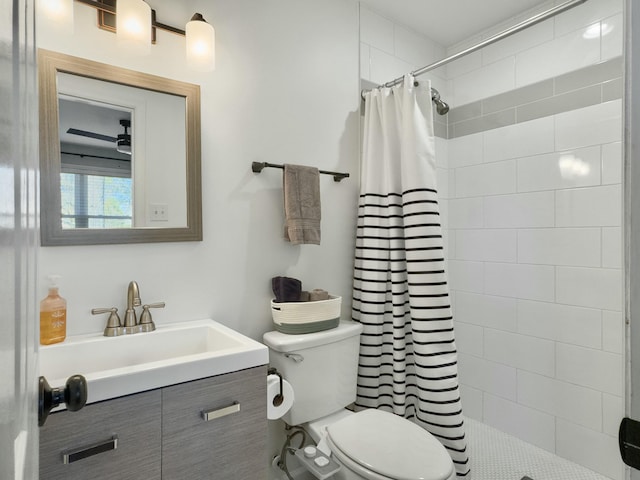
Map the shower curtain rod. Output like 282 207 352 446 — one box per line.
363 0 589 93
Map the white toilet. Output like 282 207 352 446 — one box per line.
263 321 456 480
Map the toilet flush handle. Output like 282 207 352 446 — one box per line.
284 353 304 363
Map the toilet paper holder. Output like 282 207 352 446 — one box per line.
268 367 285 407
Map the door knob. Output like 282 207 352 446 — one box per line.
38 375 87 427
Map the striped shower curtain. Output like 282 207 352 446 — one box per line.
353 76 469 477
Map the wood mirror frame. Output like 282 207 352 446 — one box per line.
38 49 202 246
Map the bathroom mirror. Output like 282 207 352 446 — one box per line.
38 49 202 245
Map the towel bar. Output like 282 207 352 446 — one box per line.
251 162 349 182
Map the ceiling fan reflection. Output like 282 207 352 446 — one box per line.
66 119 132 155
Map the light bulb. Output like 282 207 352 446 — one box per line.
186 13 215 72
116 0 151 56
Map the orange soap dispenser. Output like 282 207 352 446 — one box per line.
40 275 67 345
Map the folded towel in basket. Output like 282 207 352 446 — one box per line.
272 276 302 303
283 164 321 245
309 289 329 301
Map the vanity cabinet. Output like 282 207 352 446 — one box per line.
40 389 162 480
40 366 267 480
162 365 267 479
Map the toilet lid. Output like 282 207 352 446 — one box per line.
326 409 454 480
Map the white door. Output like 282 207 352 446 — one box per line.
628 0 640 478
0 0 39 479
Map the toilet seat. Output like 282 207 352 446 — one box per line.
326 409 454 480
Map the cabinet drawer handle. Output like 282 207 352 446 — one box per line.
62 435 118 464
201 402 240 422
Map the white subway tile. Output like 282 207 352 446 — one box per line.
555 185 621 227
517 147 602 192
452 57 516 106
455 161 516 198
484 329 555 376
446 229 456 260
602 310 623 354
554 0 623 37
445 44 482 80
556 343 623 395
458 353 517 401
434 136 448 169
484 117 554 162
360 42 371 81
459 384 483 421
456 229 517 263
517 299 602 349
448 132 483 168
485 263 555 302
483 393 556 452
455 321 483 357
482 21 554 66
517 370 603 431
483 2 554 39
393 24 443 67
360 7 394 55
602 393 623 437
369 47 414 85
439 199 449 231
556 266 622 311
602 142 622 185
436 168 449 199
449 260 484 294
602 14 624 61
555 100 622 151
515 28 600 87
556 419 625 480
448 168 456 199
484 192 555 228
449 198 483 229
454 291 517 332
602 227 622 268
517 228 601 267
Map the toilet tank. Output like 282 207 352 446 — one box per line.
263 321 363 426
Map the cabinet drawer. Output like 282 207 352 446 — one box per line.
40 389 162 480
161 366 267 480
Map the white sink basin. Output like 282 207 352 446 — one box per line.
40 319 268 406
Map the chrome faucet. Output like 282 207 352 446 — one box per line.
123 281 142 334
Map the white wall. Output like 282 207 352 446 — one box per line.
37 0 360 345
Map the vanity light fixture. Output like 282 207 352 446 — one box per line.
115 0 151 55
186 13 215 72
44 0 216 69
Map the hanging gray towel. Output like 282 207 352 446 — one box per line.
283 164 321 245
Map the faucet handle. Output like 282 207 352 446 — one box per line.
139 302 165 333
91 307 123 337
146 302 166 309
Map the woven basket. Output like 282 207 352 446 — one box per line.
271 296 341 334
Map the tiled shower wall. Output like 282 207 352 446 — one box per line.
360 0 625 478
445 0 625 478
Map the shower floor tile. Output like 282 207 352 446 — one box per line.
465 417 617 480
